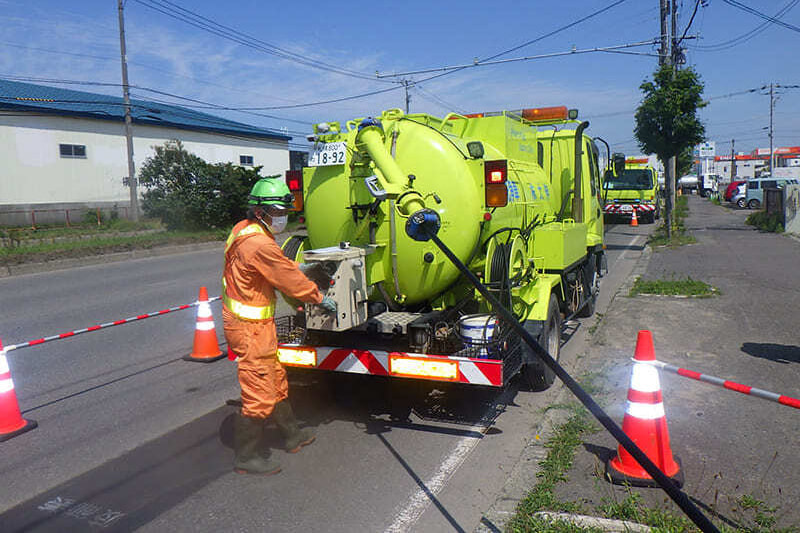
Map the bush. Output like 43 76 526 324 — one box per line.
139 140 268 230
746 210 784 233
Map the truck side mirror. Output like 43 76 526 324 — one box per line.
612 153 626 177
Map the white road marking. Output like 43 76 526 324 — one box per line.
384 431 481 533
385 387 515 532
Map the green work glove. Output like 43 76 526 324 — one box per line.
319 296 337 314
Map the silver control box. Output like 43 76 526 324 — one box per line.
303 245 368 331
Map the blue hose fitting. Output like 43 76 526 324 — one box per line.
405 208 441 242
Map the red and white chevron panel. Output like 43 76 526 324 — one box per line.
278 345 504 387
603 204 656 215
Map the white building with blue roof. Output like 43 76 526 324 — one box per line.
0 79 292 225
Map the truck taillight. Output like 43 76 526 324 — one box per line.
484 160 508 207
285 170 303 212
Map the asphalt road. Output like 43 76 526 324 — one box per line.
0 222 652 532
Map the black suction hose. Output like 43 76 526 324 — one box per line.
424 229 719 533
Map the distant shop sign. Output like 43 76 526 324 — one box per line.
696 142 715 157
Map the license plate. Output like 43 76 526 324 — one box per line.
621 204 633 212
309 142 347 167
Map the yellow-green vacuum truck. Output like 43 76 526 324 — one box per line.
278 105 609 390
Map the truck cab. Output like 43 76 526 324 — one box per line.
602 158 661 223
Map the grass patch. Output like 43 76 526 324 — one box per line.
1 218 163 243
648 196 696 247
506 406 596 532
1 217 306 266
629 276 717 297
506 405 795 532
746 210 784 233
0 226 227 265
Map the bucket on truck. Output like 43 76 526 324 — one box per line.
458 314 497 359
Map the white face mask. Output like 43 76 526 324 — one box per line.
267 215 288 234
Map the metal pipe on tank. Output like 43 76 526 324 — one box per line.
572 121 590 222
356 119 425 216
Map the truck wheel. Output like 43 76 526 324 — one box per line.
282 235 306 261
521 294 561 391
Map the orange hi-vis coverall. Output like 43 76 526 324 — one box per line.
222 219 323 419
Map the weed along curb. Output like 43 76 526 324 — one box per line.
0 241 224 278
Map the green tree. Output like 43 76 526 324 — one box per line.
635 64 706 237
139 140 268 230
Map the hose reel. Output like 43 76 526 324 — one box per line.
484 234 527 311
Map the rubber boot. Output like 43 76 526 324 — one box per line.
272 400 315 453
234 414 282 475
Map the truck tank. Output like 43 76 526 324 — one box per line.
300 108 559 306
279 105 608 389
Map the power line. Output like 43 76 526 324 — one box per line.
377 40 659 78
721 0 800 34
0 39 302 106
692 0 798 51
0 74 312 126
383 0 630 84
677 0 702 44
132 0 394 84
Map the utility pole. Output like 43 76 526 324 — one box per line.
730 139 736 181
402 79 412 114
769 83 775 176
659 0 669 66
118 0 139 221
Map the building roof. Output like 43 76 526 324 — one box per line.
0 78 290 142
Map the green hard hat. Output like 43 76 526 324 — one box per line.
248 178 293 208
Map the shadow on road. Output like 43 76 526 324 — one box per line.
741 342 800 364
603 242 646 252
288 371 513 435
0 406 232 533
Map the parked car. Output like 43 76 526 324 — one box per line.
744 176 800 209
724 180 746 202
732 183 747 208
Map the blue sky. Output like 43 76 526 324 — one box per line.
1 0 799 158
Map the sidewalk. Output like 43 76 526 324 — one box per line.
553 196 800 530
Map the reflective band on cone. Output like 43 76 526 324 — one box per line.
0 339 38 441
606 330 683 488
183 287 224 363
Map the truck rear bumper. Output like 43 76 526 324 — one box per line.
277 344 504 387
603 204 655 216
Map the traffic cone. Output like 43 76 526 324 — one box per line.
183 287 224 363
0 339 38 441
606 330 683 488
630 209 639 227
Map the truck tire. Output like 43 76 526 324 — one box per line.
521 294 561 391
748 199 760 210
282 235 306 261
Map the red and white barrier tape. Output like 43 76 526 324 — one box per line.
640 358 800 410
4 296 220 352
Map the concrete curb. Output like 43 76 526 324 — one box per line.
475 240 657 533
534 511 652 532
0 241 224 278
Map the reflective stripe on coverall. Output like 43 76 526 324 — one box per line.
222 220 323 418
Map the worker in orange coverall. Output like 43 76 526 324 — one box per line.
223 177 336 475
